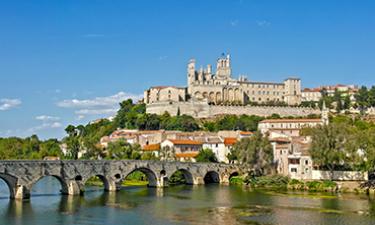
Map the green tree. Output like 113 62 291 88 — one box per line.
106 140 141 160
195 148 218 163
304 123 350 178
232 132 273 175
159 146 176 161
343 95 351 110
355 86 369 111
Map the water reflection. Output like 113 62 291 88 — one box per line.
0 179 375 225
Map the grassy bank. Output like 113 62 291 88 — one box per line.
229 175 362 193
85 171 149 187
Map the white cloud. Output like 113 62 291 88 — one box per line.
50 122 62 128
57 91 141 109
158 56 168 61
27 115 62 133
230 20 239 27
75 108 118 115
36 115 60 121
28 122 62 133
256 20 271 27
0 98 22 111
57 91 142 118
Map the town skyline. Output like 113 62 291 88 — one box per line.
1 0 375 139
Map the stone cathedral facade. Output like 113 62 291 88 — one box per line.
144 54 313 118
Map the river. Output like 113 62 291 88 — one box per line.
0 177 374 225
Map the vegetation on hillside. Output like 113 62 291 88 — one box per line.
0 135 61 159
303 115 375 174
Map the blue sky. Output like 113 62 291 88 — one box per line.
0 0 374 139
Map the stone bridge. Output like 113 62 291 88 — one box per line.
0 160 244 199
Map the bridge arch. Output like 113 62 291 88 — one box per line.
0 173 17 199
168 169 194 185
83 174 111 192
30 175 69 196
124 167 158 187
204 171 220 184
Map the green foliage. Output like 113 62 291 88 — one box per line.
206 114 263 132
141 152 158 160
126 171 147 181
0 136 62 160
229 176 244 185
195 148 218 163
303 115 375 173
300 101 318 108
232 131 273 175
168 170 186 185
352 85 375 114
246 175 289 189
106 140 142 160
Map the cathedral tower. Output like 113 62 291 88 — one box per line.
216 54 231 79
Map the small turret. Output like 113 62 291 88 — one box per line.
206 64 212 74
187 58 196 85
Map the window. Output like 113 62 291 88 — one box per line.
305 160 309 165
291 168 297 173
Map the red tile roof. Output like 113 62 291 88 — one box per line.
224 138 237 146
169 139 203 145
175 152 199 158
142 144 160 151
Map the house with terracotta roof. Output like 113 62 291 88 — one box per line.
141 143 161 157
258 118 324 137
161 139 203 162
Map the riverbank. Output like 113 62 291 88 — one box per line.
230 175 373 194
85 177 148 187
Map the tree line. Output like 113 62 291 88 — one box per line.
303 115 375 174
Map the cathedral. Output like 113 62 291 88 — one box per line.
144 54 302 106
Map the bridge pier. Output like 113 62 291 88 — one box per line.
14 185 30 200
156 174 168 188
193 177 205 185
65 180 82 196
105 179 121 192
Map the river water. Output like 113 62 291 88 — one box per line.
0 177 375 225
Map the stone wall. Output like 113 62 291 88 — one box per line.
311 170 368 181
146 101 321 118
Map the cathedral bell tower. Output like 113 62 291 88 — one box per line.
216 54 231 79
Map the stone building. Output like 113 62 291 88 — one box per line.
301 88 322 102
258 118 325 137
144 54 302 107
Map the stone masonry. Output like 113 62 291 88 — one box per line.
0 160 243 199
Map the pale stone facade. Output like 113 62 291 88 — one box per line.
258 118 324 137
146 101 321 118
186 54 302 105
301 88 322 102
144 54 305 117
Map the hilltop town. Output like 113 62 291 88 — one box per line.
2 54 375 189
